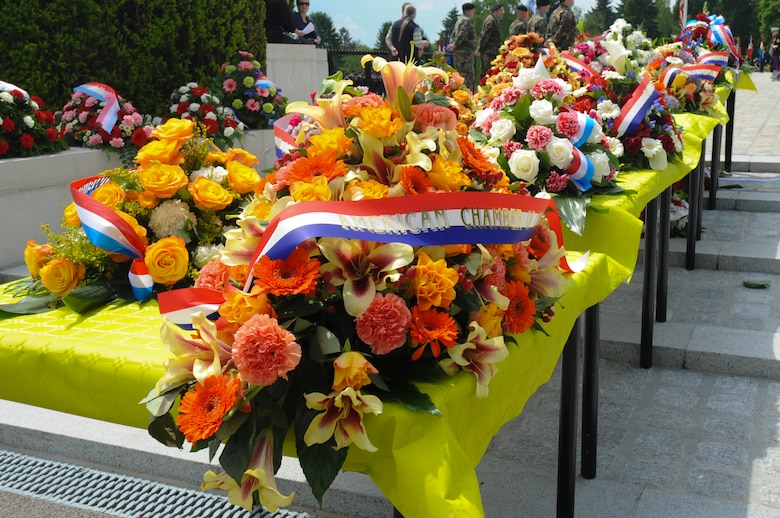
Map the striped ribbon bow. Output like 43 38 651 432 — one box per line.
612 76 660 138
73 82 120 134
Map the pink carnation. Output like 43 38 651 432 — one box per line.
84 97 98 108
78 111 90 124
502 140 524 157
355 293 412 355
238 60 255 70
410 103 457 131
481 253 507 291
556 111 580 139
87 134 104 146
62 110 76 122
223 78 238 93
109 137 125 148
232 313 302 387
498 86 525 106
195 257 230 290
525 125 553 151
546 171 570 192
531 79 565 99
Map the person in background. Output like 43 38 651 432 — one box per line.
478 3 504 77
388 4 429 63
386 3 413 58
265 0 306 43
527 0 551 41
509 4 529 36
448 2 479 92
293 0 321 45
548 0 576 51
772 27 780 81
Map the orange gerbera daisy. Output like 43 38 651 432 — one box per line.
176 374 242 444
252 247 321 296
274 153 350 189
399 165 436 195
409 306 458 360
502 280 537 334
457 136 496 177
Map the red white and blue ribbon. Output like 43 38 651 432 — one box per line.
562 147 594 191
0 80 29 99
613 76 660 138
158 288 224 329
73 82 120 134
707 18 739 65
569 111 598 148
70 176 153 301
255 78 280 92
660 64 721 88
274 113 298 159
696 50 729 68
560 52 598 78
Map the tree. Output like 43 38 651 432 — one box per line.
375 21 392 52
310 11 340 49
438 7 460 48
583 0 617 36
758 0 780 48
655 0 680 41
617 0 660 38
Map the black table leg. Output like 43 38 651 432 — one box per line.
708 124 723 210
686 147 703 271
656 188 671 323
581 304 599 480
641 197 658 369
724 90 735 173
558 315 580 518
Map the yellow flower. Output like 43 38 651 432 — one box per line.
139 163 188 198
427 154 470 192
23 240 52 278
91 180 125 209
135 139 185 167
344 179 389 200
150 117 195 143
219 284 273 326
188 176 234 211
290 175 332 202
671 72 688 90
469 303 505 338
115 210 148 245
413 251 459 311
226 160 260 194
357 106 404 139
39 258 86 298
332 351 379 391
63 202 81 227
225 148 259 167
144 236 189 285
308 127 354 161
304 387 383 452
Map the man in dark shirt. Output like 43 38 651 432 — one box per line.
265 0 305 43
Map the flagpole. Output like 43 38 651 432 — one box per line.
682 0 688 27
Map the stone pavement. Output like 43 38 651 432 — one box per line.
2 72 780 517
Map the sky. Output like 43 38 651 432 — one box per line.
312 0 598 47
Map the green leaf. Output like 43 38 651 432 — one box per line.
0 294 58 317
372 380 441 416
554 196 588 236
313 325 343 359
220 416 257 483
396 86 412 121
743 280 771 289
141 388 180 417
61 281 133 314
147 413 185 448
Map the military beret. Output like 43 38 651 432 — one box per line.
516 4 528 11
536 0 551 5
491 3 504 12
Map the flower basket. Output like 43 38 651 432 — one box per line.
0 81 67 159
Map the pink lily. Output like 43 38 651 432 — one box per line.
441 321 508 398
318 237 414 316
360 54 449 110
303 387 383 452
286 79 350 130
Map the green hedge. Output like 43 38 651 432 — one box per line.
0 0 266 115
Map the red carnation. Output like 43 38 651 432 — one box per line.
176 103 190 116
35 110 47 124
660 135 675 153
191 86 208 97
2 118 15 132
0 140 8 155
201 118 219 135
131 127 149 147
46 127 59 142
19 133 35 148
201 103 216 114
31 95 44 107
625 137 642 155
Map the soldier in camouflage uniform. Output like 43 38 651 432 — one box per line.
478 3 505 77
527 0 550 40
548 0 577 51
509 4 529 36
448 3 479 92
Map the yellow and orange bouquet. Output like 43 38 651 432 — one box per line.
6 118 260 314
143 56 574 512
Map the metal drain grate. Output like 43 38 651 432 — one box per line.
0 449 312 518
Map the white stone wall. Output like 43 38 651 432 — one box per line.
265 43 329 104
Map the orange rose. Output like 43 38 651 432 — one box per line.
188 176 234 210
226 160 260 194
115 210 148 245
24 240 53 278
225 148 259 167
91 180 125 209
144 236 189 285
39 258 86 298
63 202 81 227
138 163 188 198
332 351 379 391
218 284 273 325
135 139 184 167
150 118 195 143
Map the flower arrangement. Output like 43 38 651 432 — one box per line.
0 82 67 158
599 18 655 74
167 82 245 150
56 83 159 167
9 118 261 314
143 56 573 513
215 50 288 129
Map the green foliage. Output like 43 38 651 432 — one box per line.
617 0 660 38
0 0 263 116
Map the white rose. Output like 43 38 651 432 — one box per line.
546 137 574 170
30 100 40 110
169 105 178 113
178 86 190 94
512 68 542 90
179 94 188 103
529 99 556 125
587 122 604 144
23 115 34 128
588 151 611 183
204 111 217 120
224 127 235 138
0 91 13 103
189 103 201 113
489 118 516 144
508 149 540 183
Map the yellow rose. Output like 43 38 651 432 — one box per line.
332 351 379 391
226 160 260 194
135 139 184 167
139 163 188 198
91 180 125 209
24 240 53 278
126 190 159 209
188 176 234 210
144 236 189 286
225 148 259 167
63 202 81 227
290 176 331 202
150 118 195 143
39 258 86 298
